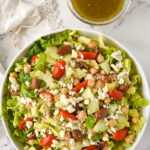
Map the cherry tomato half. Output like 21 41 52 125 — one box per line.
39 91 54 102
18 118 32 131
72 80 88 92
83 145 97 150
53 60 66 79
41 134 56 148
60 109 77 120
108 90 124 100
31 55 39 65
112 127 128 141
78 52 97 60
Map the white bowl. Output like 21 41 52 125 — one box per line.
1 28 150 150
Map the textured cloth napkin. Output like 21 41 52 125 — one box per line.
0 0 61 83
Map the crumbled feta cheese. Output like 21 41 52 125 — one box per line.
111 62 123 72
102 134 109 141
84 99 89 105
66 122 73 128
15 66 21 72
51 140 58 148
26 121 33 129
119 78 124 84
85 74 94 80
75 44 85 51
71 61 76 67
67 83 73 90
70 138 75 145
69 91 76 96
98 86 109 100
111 51 122 61
66 105 75 113
25 81 30 87
60 130 65 139
23 57 27 62
50 89 59 95
60 94 69 106
88 133 92 139
27 132 33 137
60 116 64 122
59 56 63 59
71 50 77 58
111 127 116 133
11 83 20 92
54 109 59 115
79 87 84 93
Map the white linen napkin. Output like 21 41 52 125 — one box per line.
0 0 61 81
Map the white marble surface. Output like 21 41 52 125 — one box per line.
0 0 150 149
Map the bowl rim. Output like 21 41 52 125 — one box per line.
1 28 150 150
66 0 131 25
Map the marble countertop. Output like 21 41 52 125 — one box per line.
0 0 150 149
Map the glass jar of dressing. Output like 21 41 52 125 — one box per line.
67 0 131 25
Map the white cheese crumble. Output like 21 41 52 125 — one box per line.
11 83 20 92
59 130 65 139
84 99 89 105
50 89 59 95
63 148 69 150
102 134 109 141
25 81 30 87
70 138 75 145
74 44 85 51
26 121 33 129
65 105 75 113
111 62 123 72
69 91 76 96
51 139 58 148
54 109 59 115
85 74 94 80
60 94 69 106
71 50 77 58
111 51 122 61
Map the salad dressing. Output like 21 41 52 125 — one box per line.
71 0 125 21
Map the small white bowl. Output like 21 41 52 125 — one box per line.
1 28 150 150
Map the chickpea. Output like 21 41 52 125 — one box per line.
104 97 111 104
77 110 86 121
73 78 80 86
88 79 95 87
132 117 139 124
24 65 31 73
125 135 133 144
97 54 104 64
10 72 18 78
121 107 129 114
90 67 98 75
65 132 71 141
88 41 97 49
95 80 103 89
28 139 37 146
99 101 104 107
61 87 69 95
109 118 117 127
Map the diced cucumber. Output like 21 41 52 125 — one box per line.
87 99 99 115
46 46 59 59
63 54 71 63
116 115 129 130
74 68 86 79
108 104 117 115
82 87 94 99
78 36 91 45
99 61 110 74
93 119 108 133
106 82 118 90
89 60 99 69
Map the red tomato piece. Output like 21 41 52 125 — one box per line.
31 55 39 65
60 110 77 120
112 127 128 141
72 80 88 92
41 134 56 148
78 52 97 60
18 118 32 131
39 91 54 102
108 90 124 100
53 60 66 79
83 145 97 150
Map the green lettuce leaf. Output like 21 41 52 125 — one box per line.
18 71 32 83
86 115 96 129
35 53 46 70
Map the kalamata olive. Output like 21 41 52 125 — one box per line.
76 61 89 70
118 84 129 93
57 45 72 55
94 108 108 120
72 130 83 141
27 132 36 140
31 77 40 89
97 141 108 150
